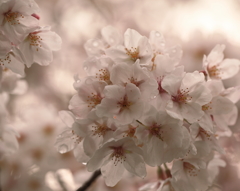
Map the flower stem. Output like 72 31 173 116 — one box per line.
76 169 101 191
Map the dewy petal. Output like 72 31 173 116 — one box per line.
218 59 240 80
101 160 125 187
124 152 146 178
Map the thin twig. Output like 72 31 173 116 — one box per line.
76 170 101 191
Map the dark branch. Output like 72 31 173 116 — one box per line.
76 169 101 191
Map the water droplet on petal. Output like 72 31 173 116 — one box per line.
151 94 157 99
59 144 68 154
160 43 165 47
82 162 87 165
76 80 81 83
83 66 88 71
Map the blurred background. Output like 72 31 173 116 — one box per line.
2 0 240 190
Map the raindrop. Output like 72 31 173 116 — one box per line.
150 94 157 99
82 162 87 165
83 66 88 71
58 144 68 154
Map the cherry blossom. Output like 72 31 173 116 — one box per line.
203 44 240 80
69 77 107 119
162 71 212 123
105 29 153 66
0 0 39 44
87 137 146 186
19 26 62 67
96 83 144 125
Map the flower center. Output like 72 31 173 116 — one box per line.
125 47 139 61
91 124 112 137
71 130 82 144
117 95 132 112
29 33 42 51
110 146 126 166
207 65 221 79
149 123 164 140
183 162 199 177
87 93 102 108
4 11 23 25
96 68 110 83
128 77 144 87
172 88 192 104
198 128 211 140
0 52 12 66
123 125 136 138
202 103 212 111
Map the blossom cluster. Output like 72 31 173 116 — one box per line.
0 0 61 162
57 26 240 190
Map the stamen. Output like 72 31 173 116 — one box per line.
96 68 110 83
0 52 12 66
123 125 136 138
110 146 126 166
202 103 212 111
207 65 221 79
148 123 164 141
128 77 144 87
183 162 199 177
86 93 102 108
91 124 112 137
29 33 42 51
125 47 139 61
71 130 82 144
4 11 24 25
172 88 192 104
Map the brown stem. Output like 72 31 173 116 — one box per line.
76 170 101 191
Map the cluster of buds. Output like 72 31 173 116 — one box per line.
57 26 240 190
